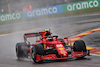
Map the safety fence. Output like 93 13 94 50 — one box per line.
0 0 100 22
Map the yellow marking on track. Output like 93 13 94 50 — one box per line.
86 46 94 50
77 32 91 36
92 28 100 31
94 52 100 54
69 37 81 41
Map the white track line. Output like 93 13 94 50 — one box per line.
90 54 100 56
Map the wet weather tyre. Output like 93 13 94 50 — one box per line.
32 46 37 63
36 44 44 55
73 40 86 59
16 42 29 59
73 40 86 52
32 44 44 63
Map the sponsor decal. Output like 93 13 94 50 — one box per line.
0 12 22 22
75 52 84 57
1 0 100 22
23 5 62 18
59 47 64 50
56 44 63 47
42 55 56 60
44 44 46 49
62 0 100 12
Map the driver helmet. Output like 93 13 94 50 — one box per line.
44 29 51 36
44 29 50 32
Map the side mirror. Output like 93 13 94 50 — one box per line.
64 37 68 39
36 40 40 42
64 37 69 45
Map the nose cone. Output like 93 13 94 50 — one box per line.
55 44 68 57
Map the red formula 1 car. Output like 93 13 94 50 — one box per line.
16 29 90 63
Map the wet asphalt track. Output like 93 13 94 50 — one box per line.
0 11 100 67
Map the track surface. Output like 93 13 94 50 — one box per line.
0 11 100 67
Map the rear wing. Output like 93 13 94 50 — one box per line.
23 31 51 42
24 32 41 41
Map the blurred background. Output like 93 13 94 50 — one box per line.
0 0 86 14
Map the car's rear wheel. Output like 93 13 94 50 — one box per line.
16 42 29 59
32 44 44 63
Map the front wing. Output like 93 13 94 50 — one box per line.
35 51 88 61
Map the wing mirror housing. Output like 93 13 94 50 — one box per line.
64 37 68 39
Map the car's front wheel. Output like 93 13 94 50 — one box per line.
73 40 87 58
73 40 86 52
32 44 44 63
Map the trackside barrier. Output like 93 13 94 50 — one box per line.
0 12 22 22
23 5 62 19
0 0 100 22
62 0 100 12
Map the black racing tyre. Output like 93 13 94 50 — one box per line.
35 44 44 55
73 40 86 52
32 44 44 63
32 46 37 63
16 42 29 59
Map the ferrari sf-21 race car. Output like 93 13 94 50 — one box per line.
16 29 90 63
